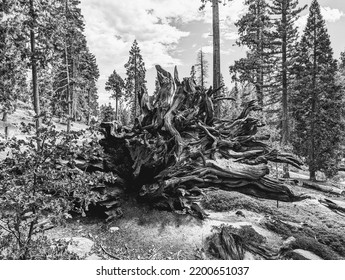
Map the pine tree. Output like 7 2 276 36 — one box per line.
195 49 209 88
291 0 343 180
49 0 98 126
124 40 147 122
340 51 345 70
190 65 197 81
200 0 230 117
79 50 99 124
269 0 306 177
105 70 124 121
0 3 27 122
99 103 116 122
230 0 275 108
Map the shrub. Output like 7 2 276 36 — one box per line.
0 115 107 259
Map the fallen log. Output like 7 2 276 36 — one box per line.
319 198 345 216
301 181 344 196
97 65 306 220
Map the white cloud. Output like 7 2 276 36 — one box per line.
202 45 213 54
80 0 247 104
296 6 344 32
321 7 344 22
81 0 191 71
201 0 246 42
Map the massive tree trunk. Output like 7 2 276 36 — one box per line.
97 66 306 220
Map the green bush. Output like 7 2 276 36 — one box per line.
0 116 107 259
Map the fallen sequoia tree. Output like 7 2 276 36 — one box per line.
96 65 307 220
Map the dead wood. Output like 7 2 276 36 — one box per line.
302 181 344 196
96 65 306 220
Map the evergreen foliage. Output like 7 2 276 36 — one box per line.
105 70 124 121
195 49 209 88
269 0 306 144
99 103 116 123
0 4 27 121
124 40 147 122
230 0 274 108
0 0 99 126
291 0 343 180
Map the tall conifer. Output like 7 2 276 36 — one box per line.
269 0 306 177
124 40 147 122
291 0 343 180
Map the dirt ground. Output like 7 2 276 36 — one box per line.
3 104 345 260
45 173 345 260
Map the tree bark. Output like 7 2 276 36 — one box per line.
201 49 204 88
257 3 264 108
29 0 41 149
96 65 307 221
281 0 290 178
310 11 317 182
115 95 119 121
134 52 137 120
87 88 91 125
2 111 8 122
72 58 77 122
212 0 221 117
65 0 71 133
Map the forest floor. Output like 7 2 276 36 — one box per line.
0 101 88 140
2 104 345 260
45 171 345 260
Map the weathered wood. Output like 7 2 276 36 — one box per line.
97 65 306 220
319 198 345 216
302 181 344 196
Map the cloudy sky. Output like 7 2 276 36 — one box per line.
79 0 345 105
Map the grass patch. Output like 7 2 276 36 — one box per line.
202 190 275 214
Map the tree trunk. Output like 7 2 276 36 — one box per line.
212 0 221 117
256 3 264 108
201 49 204 88
64 43 71 133
281 0 289 178
309 169 316 182
115 95 119 121
65 0 71 133
134 52 137 121
310 11 317 182
87 88 91 125
72 58 77 122
29 0 41 149
2 111 8 122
